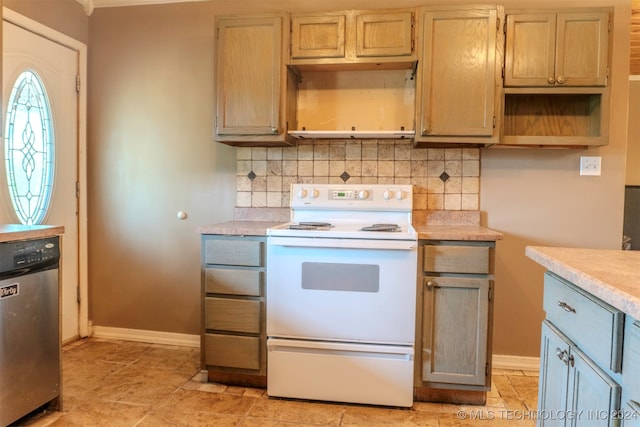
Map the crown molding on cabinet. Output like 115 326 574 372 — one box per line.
75 0 207 15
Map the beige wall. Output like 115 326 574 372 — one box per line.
4 0 88 43
627 79 640 185
6 0 631 358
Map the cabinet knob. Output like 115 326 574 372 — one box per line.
556 348 569 364
426 280 438 289
271 127 278 134
547 77 556 85
556 76 566 85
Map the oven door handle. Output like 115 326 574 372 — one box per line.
268 237 416 251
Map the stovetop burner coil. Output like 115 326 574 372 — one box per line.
288 222 333 230
360 224 401 232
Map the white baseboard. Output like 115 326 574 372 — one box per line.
492 354 540 372
89 326 539 372
90 325 200 348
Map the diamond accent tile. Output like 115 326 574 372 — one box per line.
439 172 450 182
247 171 257 181
340 171 350 182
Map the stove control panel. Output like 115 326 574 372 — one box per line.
290 184 413 211
330 189 370 200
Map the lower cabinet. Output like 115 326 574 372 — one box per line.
539 320 621 427
622 320 640 426
201 235 266 387
538 272 629 427
415 240 495 404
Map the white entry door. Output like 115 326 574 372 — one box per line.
2 17 83 343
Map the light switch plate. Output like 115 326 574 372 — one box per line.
580 156 601 176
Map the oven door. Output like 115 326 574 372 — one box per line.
266 236 417 344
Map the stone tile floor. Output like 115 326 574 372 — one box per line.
15 338 539 426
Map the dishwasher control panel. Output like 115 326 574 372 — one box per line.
0 236 60 275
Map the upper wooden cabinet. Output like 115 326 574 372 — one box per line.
214 14 297 146
290 9 416 69
500 8 612 147
505 11 610 87
414 5 503 147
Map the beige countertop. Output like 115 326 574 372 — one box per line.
196 221 283 236
415 225 503 241
0 224 64 243
198 220 503 241
526 246 640 320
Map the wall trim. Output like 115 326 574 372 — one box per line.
492 354 540 372
91 326 200 347
76 0 207 14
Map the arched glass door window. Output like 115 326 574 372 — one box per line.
4 70 55 225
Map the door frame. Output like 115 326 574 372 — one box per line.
3 7 89 339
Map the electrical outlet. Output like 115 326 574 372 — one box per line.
580 156 601 176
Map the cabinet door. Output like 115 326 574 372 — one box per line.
416 8 498 141
568 346 621 427
505 11 609 87
355 11 413 58
538 321 571 427
291 15 346 59
622 320 640 427
504 13 557 87
421 276 490 386
215 16 282 136
555 12 609 87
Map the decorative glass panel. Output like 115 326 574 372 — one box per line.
4 70 55 225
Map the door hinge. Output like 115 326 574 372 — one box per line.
77 286 81 303
76 75 80 93
76 181 80 198
492 116 496 129
485 363 490 377
488 286 493 301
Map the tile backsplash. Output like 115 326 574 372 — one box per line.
236 140 480 215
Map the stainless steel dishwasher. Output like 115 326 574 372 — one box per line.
0 236 61 426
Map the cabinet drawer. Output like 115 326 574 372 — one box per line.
205 297 261 333
204 239 263 266
204 333 260 370
205 268 262 296
543 272 623 372
423 245 489 274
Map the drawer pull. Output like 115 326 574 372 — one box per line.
426 280 440 289
557 301 576 313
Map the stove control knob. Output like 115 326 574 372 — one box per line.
297 189 308 199
357 190 369 200
395 190 406 200
383 190 395 200
310 189 320 199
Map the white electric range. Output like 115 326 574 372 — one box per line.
266 184 418 407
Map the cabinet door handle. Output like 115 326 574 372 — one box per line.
556 76 566 85
547 76 556 84
555 348 574 366
557 301 576 313
271 127 278 134
426 280 439 289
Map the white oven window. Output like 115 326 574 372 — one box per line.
301 262 379 292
